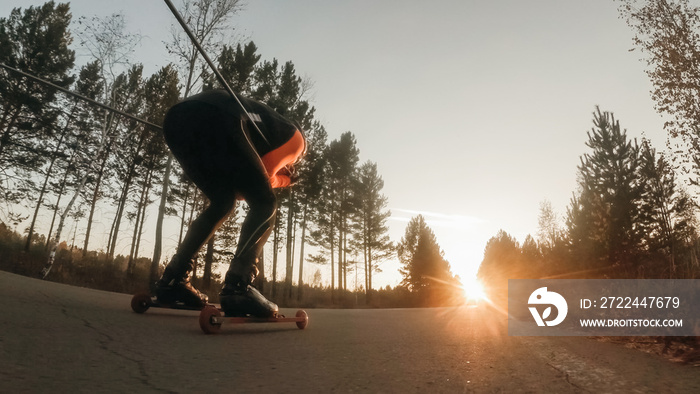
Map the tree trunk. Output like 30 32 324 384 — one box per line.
127 170 151 277
151 153 174 283
271 213 281 298
26 164 55 252
364 236 370 303
285 189 295 299
257 249 266 294
178 180 192 247
24 119 71 252
368 246 374 303
330 207 335 303
338 220 343 292
128 183 147 272
42 159 94 278
0 107 21 158
297 203 308 301
82 141 111 256
106 203 117 257
45 157 72 251
134 182 150 266
83 111 117 256
109 127 144 259
343 231 348 291
108 175 132 260
202 234 214 290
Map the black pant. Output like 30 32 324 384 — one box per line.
162 100 276 274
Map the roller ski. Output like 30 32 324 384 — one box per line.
131 289 309 335
131 256 209 313
130 292 208 313
198 305 308 334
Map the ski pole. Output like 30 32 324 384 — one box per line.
0 62 162 130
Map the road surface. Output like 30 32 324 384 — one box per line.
1 271 697 393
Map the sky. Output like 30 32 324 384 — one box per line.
1 0 669 288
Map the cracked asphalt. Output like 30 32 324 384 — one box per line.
1 270 698 393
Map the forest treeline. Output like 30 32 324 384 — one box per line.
479 0 700 301
0 1 462 308
478 108 700 302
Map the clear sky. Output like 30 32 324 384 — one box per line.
1 0 668 288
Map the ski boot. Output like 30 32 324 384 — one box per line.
219 259 278 318
155 256 209 308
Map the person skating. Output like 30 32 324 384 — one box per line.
155 89 306 317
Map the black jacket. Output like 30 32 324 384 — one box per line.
183 89 297 156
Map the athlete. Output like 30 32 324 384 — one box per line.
154 89 306 317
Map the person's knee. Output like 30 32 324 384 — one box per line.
255 201 277 222
209 194 237 217
248 192 276 221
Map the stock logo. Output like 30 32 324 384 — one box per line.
528 287 568 327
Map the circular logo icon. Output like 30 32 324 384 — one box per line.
528 287 568 326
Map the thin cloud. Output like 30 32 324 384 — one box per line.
389 208 486 230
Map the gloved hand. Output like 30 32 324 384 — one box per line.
281 165 300 187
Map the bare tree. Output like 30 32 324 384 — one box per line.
536 199 560 251
166 0 243 96
74 13 142 256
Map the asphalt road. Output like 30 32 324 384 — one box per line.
1 270 697 393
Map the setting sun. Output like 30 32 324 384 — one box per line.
461 277 486 302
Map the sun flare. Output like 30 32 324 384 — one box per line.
461 277 486 302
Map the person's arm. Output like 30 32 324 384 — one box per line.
269 173 291 188
261 130 305 188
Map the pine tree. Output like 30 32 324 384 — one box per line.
328 132 359 294
207 41 261 94
24 61 103 252
296 121 328 300
398 215 458 306
637 139 696 277
353 161 394 302
106 65 146 261
476 229 520 301
0 2 75 214
310 132 359 301
567 107 641 274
